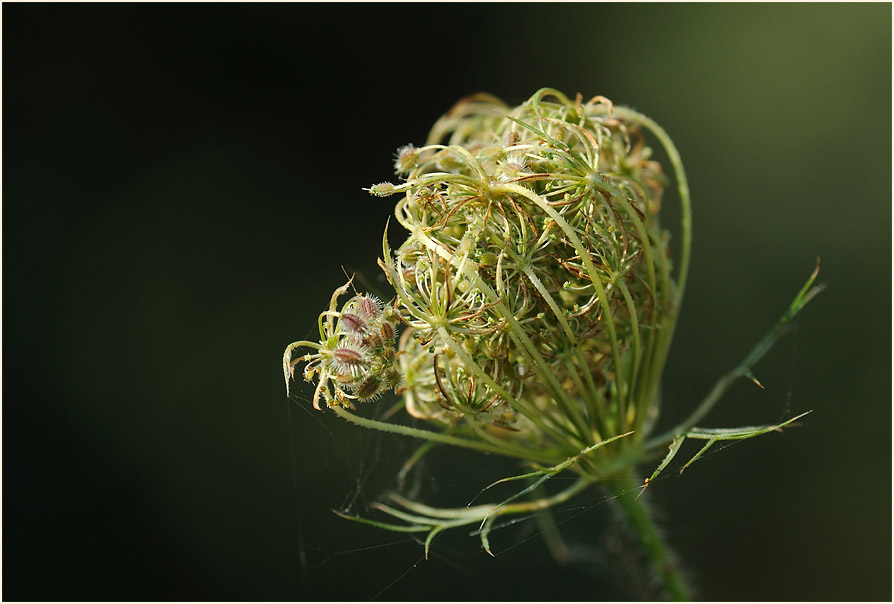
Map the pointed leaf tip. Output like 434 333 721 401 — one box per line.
743 368 764 389
635 478 650 500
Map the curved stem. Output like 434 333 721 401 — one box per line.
612 106 694 441
391 476 591 519
331 405 564 465
614 277 642 429
390 223 585 444
606 474 692 601
516 262 595 438
493 182 625 400
611 106 692 304
436 325 580 446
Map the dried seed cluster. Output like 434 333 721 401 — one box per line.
281 90 814 595
285 281 401 410
286 89 680 452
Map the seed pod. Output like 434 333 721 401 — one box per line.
362 332 384 350
358 296 382 321
394 144 418 174
379 321 395 342
353 375 384 401
333 347 364 365
332 347 366 380
340 312 368 335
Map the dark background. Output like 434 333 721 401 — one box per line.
4 3 891 601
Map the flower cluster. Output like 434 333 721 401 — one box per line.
286 89 685 458
281 87 817 479
281 89 818 597
283 279 400 410
375 89 676 452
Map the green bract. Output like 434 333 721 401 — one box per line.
283 89 820 600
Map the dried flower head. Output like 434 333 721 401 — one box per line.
283 279 400 409
282 88 819 597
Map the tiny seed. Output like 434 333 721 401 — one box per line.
333 348 364 366
363 332 384 349
359 296 380 319
355 376 382 400
379 321 395 341
341 313 368 334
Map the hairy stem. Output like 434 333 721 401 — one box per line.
606 474 692 601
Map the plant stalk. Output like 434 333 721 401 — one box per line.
606 474 692 601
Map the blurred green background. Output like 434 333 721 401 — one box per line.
4 3 890 601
